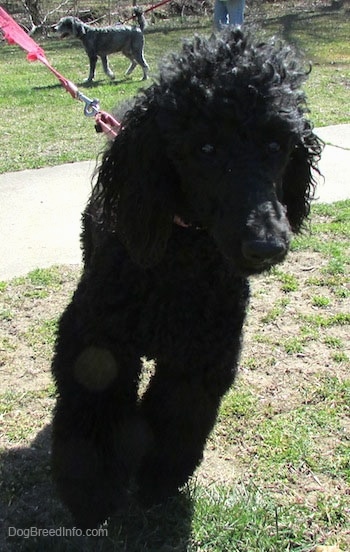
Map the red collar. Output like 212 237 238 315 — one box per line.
173 215 191 228
173 215 204 231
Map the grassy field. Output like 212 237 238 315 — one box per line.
0 1 349 173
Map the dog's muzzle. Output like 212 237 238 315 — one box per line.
241 237 288 270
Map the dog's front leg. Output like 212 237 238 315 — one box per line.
51 305 146 527
136 355 237 505
85 53 97 83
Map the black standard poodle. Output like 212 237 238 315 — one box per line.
51 29 323 527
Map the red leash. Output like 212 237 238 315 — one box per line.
143 0 174 15
0 7 120 139
125 0 173 22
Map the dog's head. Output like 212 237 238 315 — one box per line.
93 29 323 273
54 16 85 39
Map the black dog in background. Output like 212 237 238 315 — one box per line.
54 8 149 82
51 29 322 527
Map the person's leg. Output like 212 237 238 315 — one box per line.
226 0 245 26
213 0 229 30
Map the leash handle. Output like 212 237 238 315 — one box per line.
95 111 121 140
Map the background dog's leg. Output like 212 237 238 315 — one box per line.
85 54 97 82
125 55 149 80
125 57 137 77
101 55 115 80
134 51 149 80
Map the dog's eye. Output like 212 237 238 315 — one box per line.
201 144 216 155
267 141 281 153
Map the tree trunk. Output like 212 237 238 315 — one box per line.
22 0 42 31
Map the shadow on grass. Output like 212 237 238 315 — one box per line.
0 425 193 551
31 76 132 93
253 1 349 52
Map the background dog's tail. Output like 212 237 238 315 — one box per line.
133 7 147 31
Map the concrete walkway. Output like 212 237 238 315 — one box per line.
314 124 350 203
0 125 349 281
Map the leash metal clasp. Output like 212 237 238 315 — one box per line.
76 91 100 117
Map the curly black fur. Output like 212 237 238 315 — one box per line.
51 29 323 527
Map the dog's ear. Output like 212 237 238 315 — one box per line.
95 108 180 267
73 18 85 36
282 125 323 233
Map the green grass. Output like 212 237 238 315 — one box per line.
24 318 58 351
253 407 340 473
0 387 55 442
283 336 304 354
191 485 311 552
26 267 64 287
261 297 290 323
271 269 299 292
219 384 257 420
0 2 349 173
218 374 350 486
312 295 331 308
302 312 350 328
332 351 349 364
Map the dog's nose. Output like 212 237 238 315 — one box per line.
242 239 286 263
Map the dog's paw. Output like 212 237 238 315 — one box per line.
83 77 94 85
52 436 128 527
